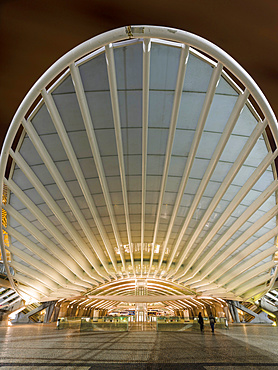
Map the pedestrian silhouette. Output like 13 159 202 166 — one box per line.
209 313 216 333
198 312 204 333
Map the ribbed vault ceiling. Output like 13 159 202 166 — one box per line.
1 26 278 306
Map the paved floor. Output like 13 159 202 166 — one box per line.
129 321 156 331
0 323 277 369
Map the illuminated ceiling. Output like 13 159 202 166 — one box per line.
1 26 278 305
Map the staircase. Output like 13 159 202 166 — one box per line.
21 302 42 322
13 301 57 323
241 302 262 322
228 300 272 324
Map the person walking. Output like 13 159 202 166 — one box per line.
198 312 204 333
209 313 216 333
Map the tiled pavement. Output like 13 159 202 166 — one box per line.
0 323 277 369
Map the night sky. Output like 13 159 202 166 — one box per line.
1 0 278 149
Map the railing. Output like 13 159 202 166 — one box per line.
156 316 228 331
81 316 129 331
56 315 228 331
57 316 129 331
57 317 82 330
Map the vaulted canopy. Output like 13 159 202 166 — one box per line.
1 26 278 306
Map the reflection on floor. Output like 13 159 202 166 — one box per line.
0 323 277 368
129 320 156 331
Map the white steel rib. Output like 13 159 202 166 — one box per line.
69 63 127 274
105 44 135 275
158 62 223 273
142 39 151 276
41 88 118 273
166 87 249 275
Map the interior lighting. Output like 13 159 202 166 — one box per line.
19 292 37 305
8 306 26 320
215 298 226 304
198 296 215 300
55 299 64 306
154 244 160 254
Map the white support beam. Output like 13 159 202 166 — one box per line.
85 299 98 308
194 288 240 300
50 288 81 298
7 226 93 288
185 190 278 283
3 203 100 285
17 284 44 301
5 177 106 282
9 149 107 282
95 287 133 296
167 118 268 278
93 282 135 295
173 148 278 281
175 300 188 309
146 282 185 296
21 118 111 280
194 282 219 292
87 293 195 303
183 299 199 309
181 205 278 285
90 300 105 309
234 272 272 297
41 89 118 274
225 261 275 291
198 245 277 291
200 180 278 268
241 284 269 301
207 225 278 283
158 62 223 273
98 301 115 310
176 300 192 309
105 43 135 275
194 246 277 292
102 301 116 310
186 182 278 280
14 273 50 296
11 260 58 291
167 88 249 272
69 63 126 273
189 278 214 289
142 38 151 276
164 301 182 310
8 244 88 292
149 44 190 274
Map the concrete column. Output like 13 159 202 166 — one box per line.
52 306 60 322
93 309 99 321
227 301 240 323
